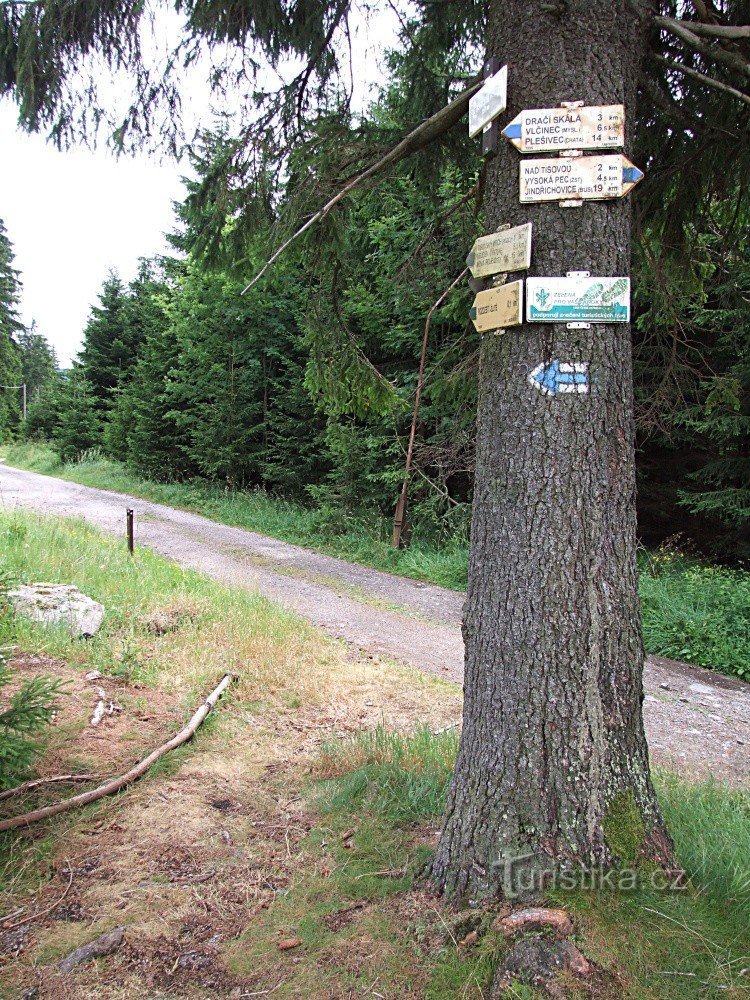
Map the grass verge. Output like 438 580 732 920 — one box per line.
1 443 469 590
0 506 331 702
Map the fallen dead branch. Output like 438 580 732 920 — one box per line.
90 698 106 726
0 674 233 832
0 773 104 803
241 78 482 293
433 720 461 735
242 981 284 997
2 860 74 931
59 925 126 973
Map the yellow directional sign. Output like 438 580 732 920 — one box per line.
470 280 524 333
466 223 532 279
502 104 624 153
519 154 644 203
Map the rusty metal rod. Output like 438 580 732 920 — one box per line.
392 267 469 548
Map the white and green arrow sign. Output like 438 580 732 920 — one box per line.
526 276 630 323
502 104 624 153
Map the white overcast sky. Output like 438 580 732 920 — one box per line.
0 6 401 367
1 104 185 366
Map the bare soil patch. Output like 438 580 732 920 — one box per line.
0 646 461 999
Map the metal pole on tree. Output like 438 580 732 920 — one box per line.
392 268 468 549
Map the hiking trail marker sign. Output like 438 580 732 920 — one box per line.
502 104 625 153
466 223 532 278
529 361 589 395
519 155 643 203
469 65 508 138
526 276 630 323
470 280 523 333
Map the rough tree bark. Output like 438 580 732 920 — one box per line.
431 0 674 903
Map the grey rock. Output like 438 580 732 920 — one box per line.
9 584 104 638
58 926 125 973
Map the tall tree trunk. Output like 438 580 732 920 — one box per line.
431 0 674 903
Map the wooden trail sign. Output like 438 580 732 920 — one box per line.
470 280 524 332
519 154 643 203
469 64 508 138
502 104 624 153
526 276 630 323
467 223 532 279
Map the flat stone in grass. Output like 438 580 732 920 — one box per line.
8 584 105 638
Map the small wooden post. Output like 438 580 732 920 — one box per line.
126 509 134 555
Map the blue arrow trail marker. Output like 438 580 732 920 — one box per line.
528 361 589 396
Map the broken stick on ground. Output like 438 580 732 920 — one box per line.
0 673 233 832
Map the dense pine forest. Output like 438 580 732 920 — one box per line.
1 74 748 561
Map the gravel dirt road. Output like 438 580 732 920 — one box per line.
1 462 747 784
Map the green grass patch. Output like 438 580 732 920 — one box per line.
306 728 749 999
315 724 459 824
5 443 750 680
0 506 328 698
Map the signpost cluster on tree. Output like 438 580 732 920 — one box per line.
466 66 644 401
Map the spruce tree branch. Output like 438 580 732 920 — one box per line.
294 0 350 127
240 78 482 294
679 21 750 40
396 181 479 277
641 72 742 135
654 16 750 79
652 54 750 106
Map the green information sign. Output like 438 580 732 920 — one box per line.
526 276 630 323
